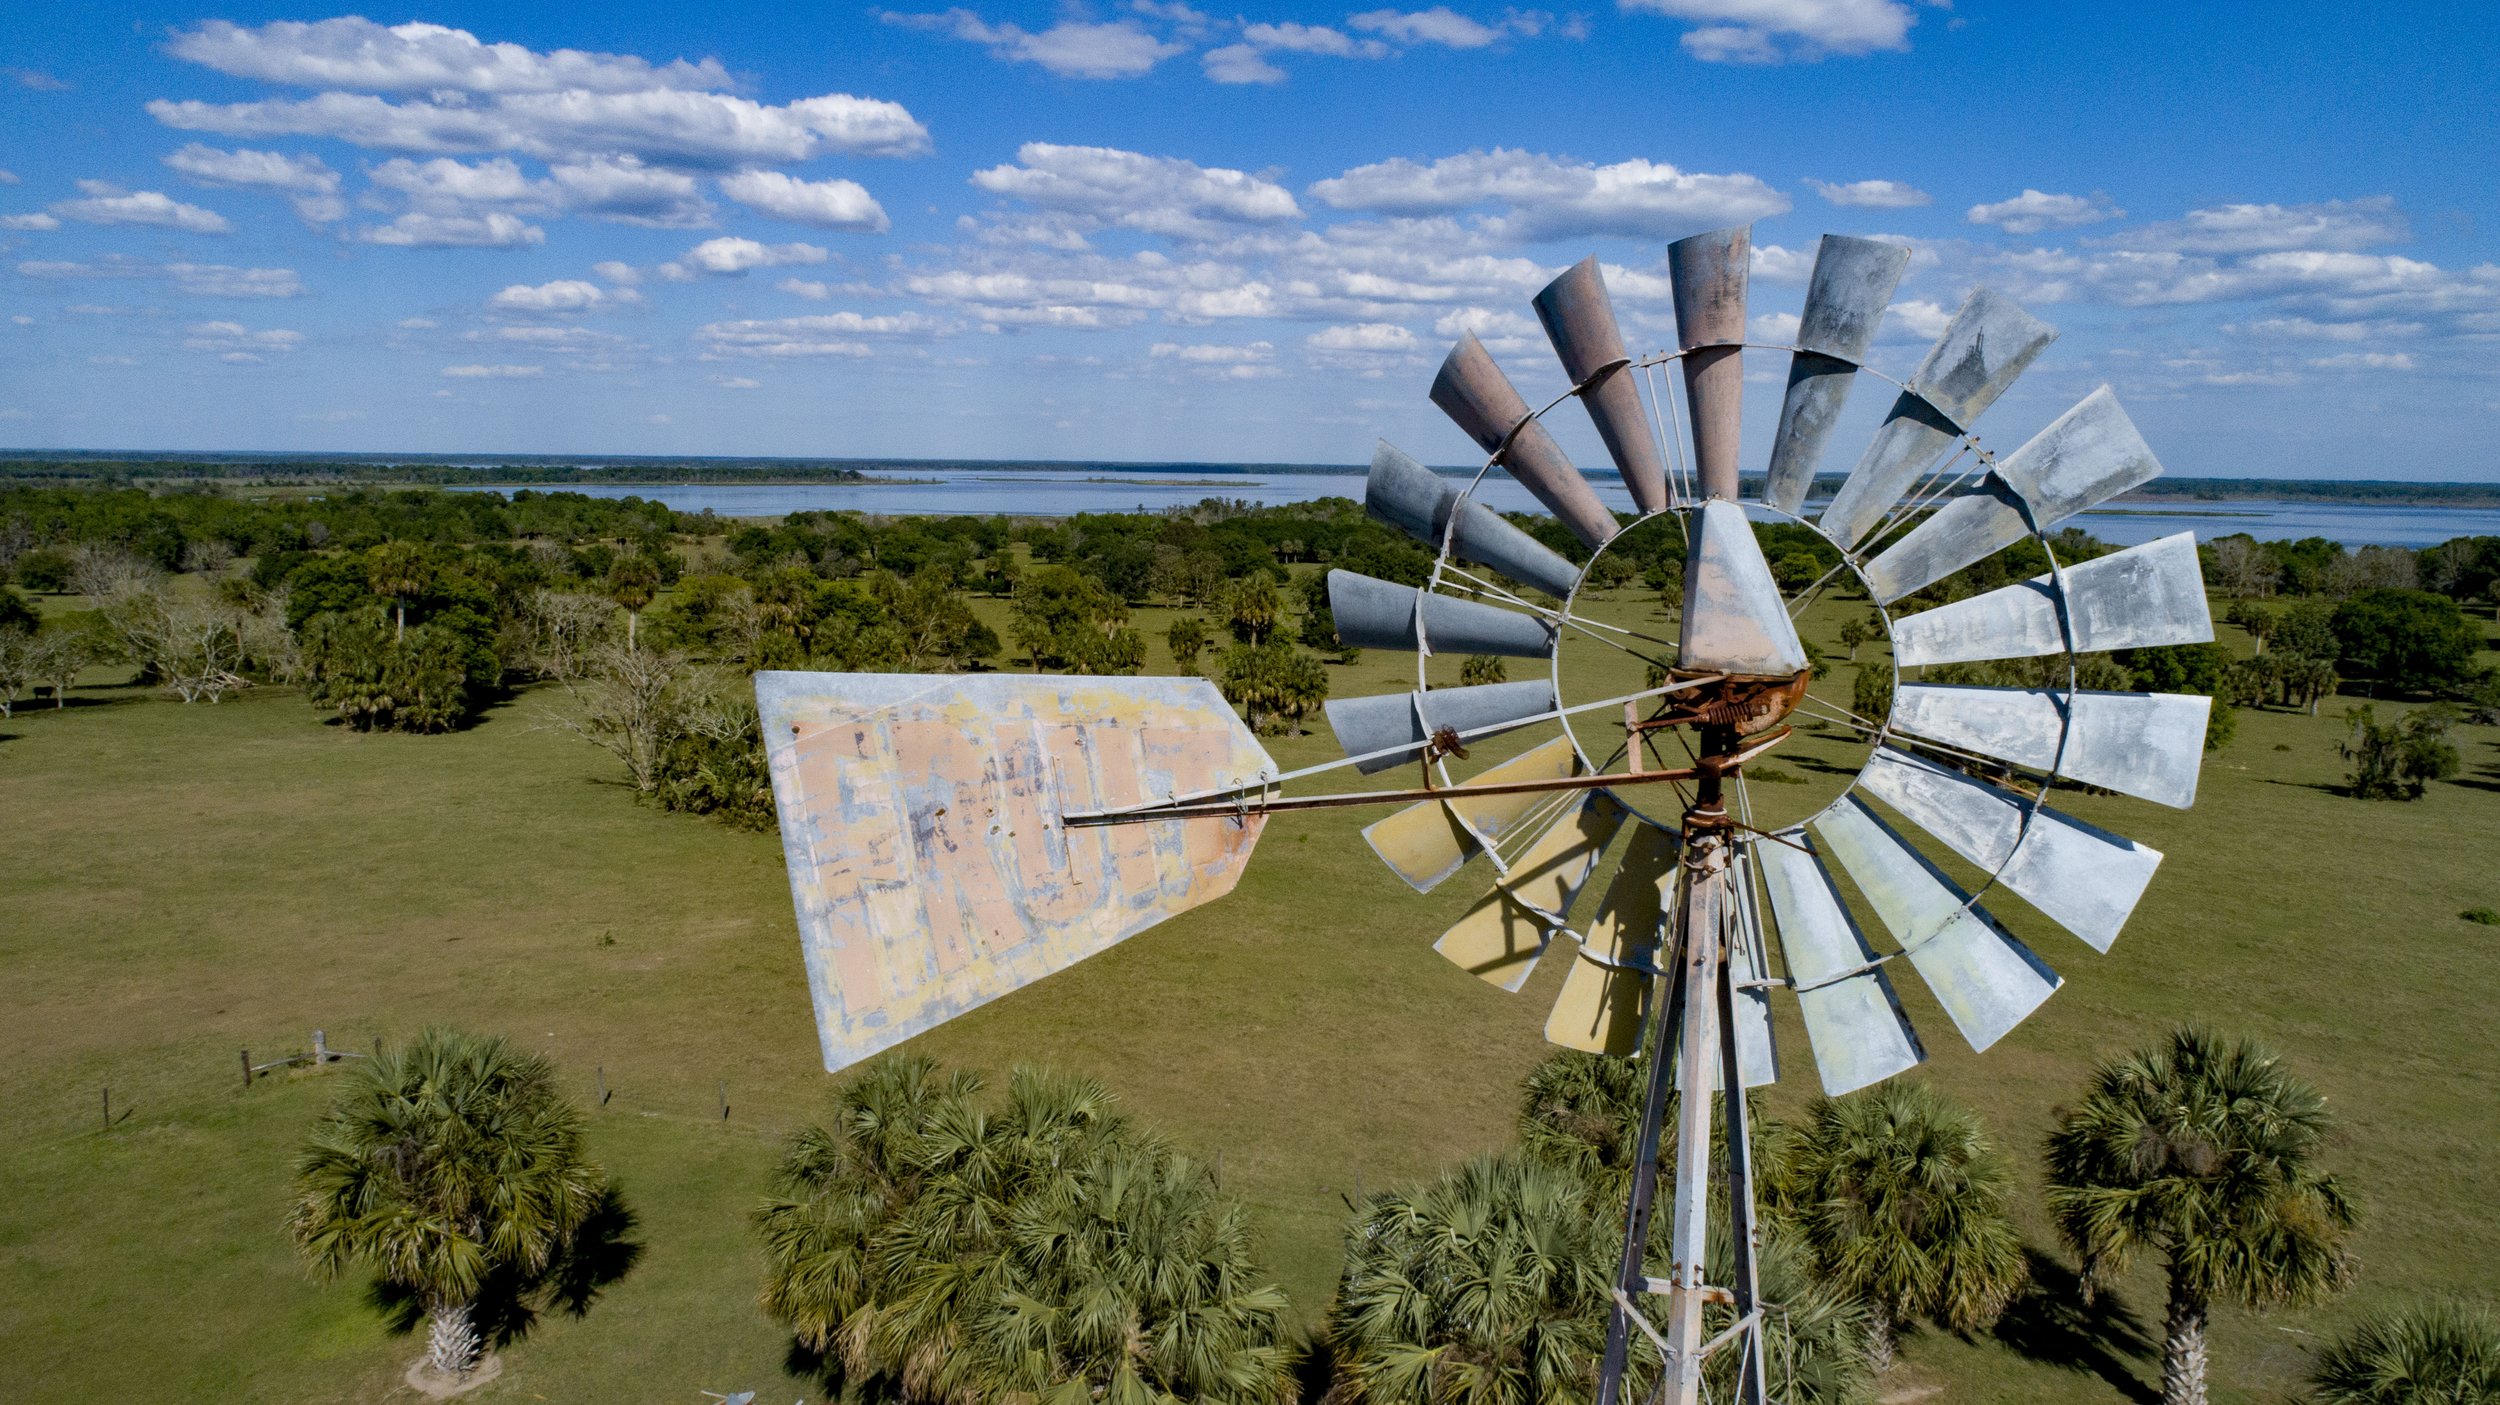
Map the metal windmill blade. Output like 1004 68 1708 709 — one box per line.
1363 736 1580 893
1856 747 2162 953
1327 568 1557 658
1763 235 1912 514
1363 440 1580 598
1547 823 1676 1054
1432 332 1619 547
1535 256 1669 513
1755 837 1924 1095
1434 792 1627 991
1893 532 2213 667
1863 386 2167 603
1819 288 2059 550
1324 677 1558 775
1812 797 2063 1054
1889 683 2212 809
1668 225 1750 498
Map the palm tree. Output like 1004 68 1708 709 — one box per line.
290 1029 606 1378
756 1057 1292 1405
2045 1029 2359 1405
364 541 430 642
1780 1081 2027 1370
1515 1050 1766 1209
605 553 663 649
1327 1155 1614 1405
1325 1154 1873 1405
2309 1301 2500 1404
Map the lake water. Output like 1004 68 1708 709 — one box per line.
459 467 2500 548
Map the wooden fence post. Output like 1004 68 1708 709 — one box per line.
240 1048 252 1090
101 1086 110 1131
718 1080 729 1121
596 1065 607 1107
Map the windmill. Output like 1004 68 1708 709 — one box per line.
756 223 2214 1405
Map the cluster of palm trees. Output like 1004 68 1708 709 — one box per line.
291 1028 2490 1404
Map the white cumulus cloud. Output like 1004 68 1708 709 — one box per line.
881 10 1184 78
440 363 545 378
1805 177 1928 209
1621 0 1917 62
1309 148 1788 241
1967 189 2124 235
695 309 941 357
50 181 233 233
972 143 1302 240
488 279 616 312
167 18 733 94
663 236 831 277
148 88 930 166
1346 7 1525 48
2094 197 2407 255
1308 322 1417 351
17 256 303 297
161 143 345 222
719 170 890 231
358 211 546 248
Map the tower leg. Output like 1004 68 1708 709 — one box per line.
1597 827 1732 1405
1660 833 1728 1404
1595 846 1688 1405
1719 852 1769 1405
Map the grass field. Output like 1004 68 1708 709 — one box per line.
2 588 2496 1404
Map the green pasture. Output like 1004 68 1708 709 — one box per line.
1 589 2496 1404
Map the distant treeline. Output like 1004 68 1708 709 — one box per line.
0 456 876 487
2124 477 2500 507
0 454 1356 487
10 454 2500 506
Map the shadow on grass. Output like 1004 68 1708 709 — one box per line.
1989 1250 2157 1404
365 1184 645 1349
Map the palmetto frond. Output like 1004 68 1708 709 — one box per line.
2309 1301 2500 1405
288 1027 603 1312
1787 1080 2026 1330
2043 1028 2358 1308
756 1057 1291 1405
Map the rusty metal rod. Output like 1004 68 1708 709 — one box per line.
1060 766 1700 825
1064 728 1793 827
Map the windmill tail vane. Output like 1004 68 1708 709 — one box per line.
757 222 2216 1405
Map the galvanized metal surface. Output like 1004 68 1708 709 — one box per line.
1862 386 2165 603
1327 568 1557 658
1857 747 2163 953
1668 225 1751 499
757 671 1272 1073
1325 677 1558 775
1364 439 1581 599
1677 499 1811 678
1890 683 2212 809
1535 256 1668 513
1891 532 2214 666
1433 793 1625 991
1658 833 1728 1402
1755 837 1926 1095
1430 332 1619 547
1548 823 1674 1054
1819 288 2059 549
1362 735 1580 893
1813 797 2062 1053
1764 235 1912 514
1687 857 1778 1092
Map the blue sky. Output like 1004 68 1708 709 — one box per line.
2 1 2496 476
